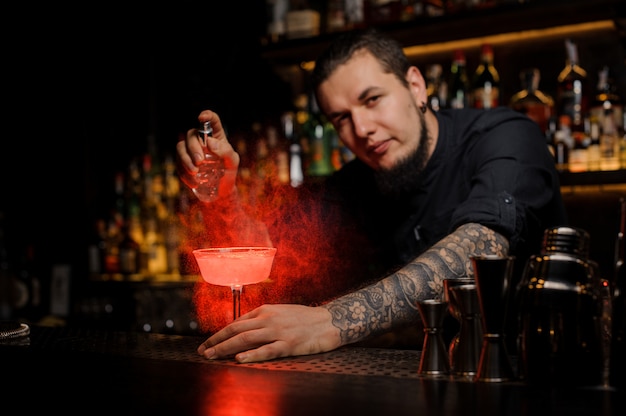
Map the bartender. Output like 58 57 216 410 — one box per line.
175 28 567 363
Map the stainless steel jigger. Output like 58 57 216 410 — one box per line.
471 255 516 382
417 299 450 377
443 277 475 374
449 284 483 379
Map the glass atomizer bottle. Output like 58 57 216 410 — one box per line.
193 121 225 202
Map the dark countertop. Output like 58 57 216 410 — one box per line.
0 325 622 415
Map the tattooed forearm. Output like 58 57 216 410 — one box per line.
322 223 509 345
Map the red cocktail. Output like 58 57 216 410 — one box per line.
192 247 276 320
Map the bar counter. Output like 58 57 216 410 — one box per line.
1 324 622 415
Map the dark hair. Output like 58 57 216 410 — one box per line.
310 28 412 94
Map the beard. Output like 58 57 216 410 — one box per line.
374 109 432 198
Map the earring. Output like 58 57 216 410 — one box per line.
420 102 428 114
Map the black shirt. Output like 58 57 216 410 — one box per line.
268 107 567 303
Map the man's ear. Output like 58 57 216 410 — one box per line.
406 66 427 102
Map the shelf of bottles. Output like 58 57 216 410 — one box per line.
424 39 626 179
442 32 625 182
87 144 184 283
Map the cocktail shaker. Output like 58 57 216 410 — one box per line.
518 226 604 387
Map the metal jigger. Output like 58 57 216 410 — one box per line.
443 277 475 374
471 255 516 382
417 299 450 377
449 284 483 379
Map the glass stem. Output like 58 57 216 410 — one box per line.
232 285 242 320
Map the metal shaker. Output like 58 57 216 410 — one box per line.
449 284 483 379
443 277 474 373
518 226 604 387
417 299 450 377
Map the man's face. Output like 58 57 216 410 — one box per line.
316 50 426 172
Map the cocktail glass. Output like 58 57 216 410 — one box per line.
192 247 277 321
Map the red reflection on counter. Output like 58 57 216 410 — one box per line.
200 367 285 416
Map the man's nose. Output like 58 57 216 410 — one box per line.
352 111 374 139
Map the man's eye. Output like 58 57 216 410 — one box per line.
335 114 349 125
366 95 380 106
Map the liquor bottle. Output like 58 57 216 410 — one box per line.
591 66 623 171
568 129 589 173
293 94 312 176
163 209 181 276
448 49 469 109
422 0 446 17
557 39 590 141
253 122 270 181
471 44 500 109
248 122 271 206
306 93 334 177
611 198 626 388
87 218 108 274
266 123 290 186
587 120 602 171
509 68 555 135
590 66 624 135
141 214 168 275
326 0 346 32
545 116 557 160
118 223 141 275
282 111 304 188
104 218 122 274
552 115 574 172
426 64 447 111
600 106 621 171
112 172 126 227
232 131 253 205
162 153 181 275
126 158 144 239
163 153 180 202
